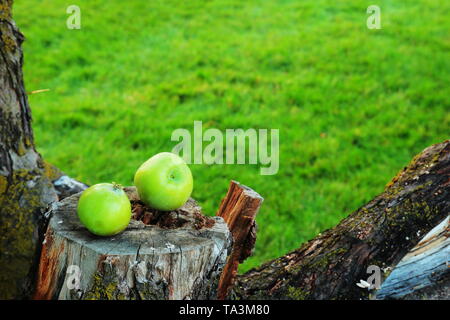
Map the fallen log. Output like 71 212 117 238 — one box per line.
232 140 450 300
33 187 232 300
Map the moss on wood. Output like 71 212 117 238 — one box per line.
0 169 55 298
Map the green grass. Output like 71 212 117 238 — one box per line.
14 0 449 272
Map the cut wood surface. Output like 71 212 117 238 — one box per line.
376 216 449 299
33 187 232 300
233 140 450 300
216 181 263 300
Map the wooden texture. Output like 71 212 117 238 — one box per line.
33 187 232 300
376 216 449 299
52 175 88 200
0 0 59 299
216 181 263 300
233 140 450 300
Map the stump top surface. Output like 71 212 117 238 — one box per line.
47 186 228 255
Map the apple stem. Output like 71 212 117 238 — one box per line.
112 182 123 190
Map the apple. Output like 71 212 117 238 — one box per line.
134 152 193 211
77 183 131 236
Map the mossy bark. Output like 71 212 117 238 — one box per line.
0 0 58 299
233 140 450 300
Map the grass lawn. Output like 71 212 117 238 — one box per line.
14 0 449 272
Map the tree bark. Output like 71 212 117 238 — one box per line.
33 187 232 300
0 0 59 299
232 140 450 300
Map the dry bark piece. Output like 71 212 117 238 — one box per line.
216 181 263 300
130 196 216 230
33 186 232 300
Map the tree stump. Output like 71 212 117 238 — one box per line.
33 187 232 300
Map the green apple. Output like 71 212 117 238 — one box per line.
134 152 193 211
77 183 131 236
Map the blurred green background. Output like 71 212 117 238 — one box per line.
14 0 449 272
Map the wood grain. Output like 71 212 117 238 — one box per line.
216 181 263 300
33 187 232 300
376 215 449 299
